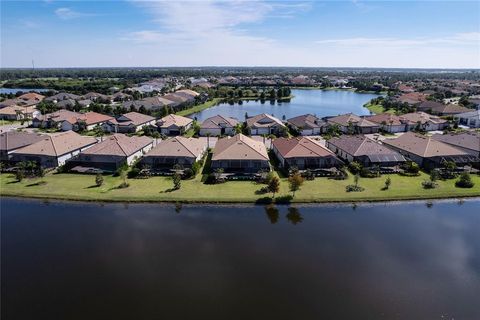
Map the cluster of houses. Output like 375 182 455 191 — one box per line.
0 88 203 121
1 107 479 177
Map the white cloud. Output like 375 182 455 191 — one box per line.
316 32 480 47
54 7 95 20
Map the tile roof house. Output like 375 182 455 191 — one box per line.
156 114 193 135
245 113 286 136
0 106 40 121
395 92 429 105
326 113 380 134
399 112 448 131
9 131 97 168
272 137 342 169
56 99 77 109
417 101 471 116
82 92 111 102
286 114 327 135
123 96 176 112
0 131 45 161
60 112 114 132
431 132 480 157
211 134 270 173
382 132 477 169
199 115 239 136
326 135 406 168
45 92 81 103
17 92 45 102
103 112 156 133
32 110 83 128
366 113 409 133
141 137 207 170
67 134 153 172
454 110 480 128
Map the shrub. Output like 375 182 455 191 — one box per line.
360 167 380 178
383 176 392 190
95 173 104 187
402 161 420 174
172 172 182 190
422 180 438 189
15 169 25 182
455 172 474 188
346 184 365 192
348 161 363 174
127 167 140 179
183 168 194 179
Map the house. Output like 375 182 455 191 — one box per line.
0 93 44 109
0 131 45 161
431 132 480 157
156 114 193 135
56 99 77 109
454 110 480 128
286 114 327 135
67 134 153 172
399 112 448 131
60 112 114 131
199 115 239 136
32 110 83 128
103 112 156 133
395 92 429 105
211 134 270 173
366 113 408 133
82 92 111 103
246 113 286 135
45 92 81 103
123 96 175 112
17 92 45 102
417 101 471 115
9 131 97 168
326 135 406 168
382 132 477 169
326 113 379 134
141 137 207 170
0 106 40 120
112 92 133 102
272 137 342 170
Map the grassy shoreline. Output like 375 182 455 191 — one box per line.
1 172 478 204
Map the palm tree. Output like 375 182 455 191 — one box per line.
205 132 211 148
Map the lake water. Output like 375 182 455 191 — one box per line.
0 88 50 94
2 198 479 319
190 89 380 121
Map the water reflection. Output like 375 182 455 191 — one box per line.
2 198 479 320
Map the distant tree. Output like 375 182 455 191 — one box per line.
267 176 280 198
95 173 104 187
288 172 304 197
172 172 182 190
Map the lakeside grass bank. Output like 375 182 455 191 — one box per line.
1 172 478 204
364 102 396 115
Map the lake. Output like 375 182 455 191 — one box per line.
0 88 50 94
190 89 380 121
2 198 479 319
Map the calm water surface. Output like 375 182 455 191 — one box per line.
0 88 50 94
2 198 480 319
190 89 380 121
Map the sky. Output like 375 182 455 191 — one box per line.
1 0 479 68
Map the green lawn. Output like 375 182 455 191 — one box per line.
176 98 222 117
364 102 396 115
1 172 478 203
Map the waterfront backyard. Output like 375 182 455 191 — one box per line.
1 171 479 203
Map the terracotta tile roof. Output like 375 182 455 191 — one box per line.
431 132 480 152
212 134 269 161
113 112 155 127
0 106 38 116
246 113 285 128
399 112 446 125
0 131 45 151
383 132 469 158
11 131 97 157
35 109 82 122
328 135 405 162
287 114 325 129
366 113 405 126
63 112 114 126
418 101 471 114
200 115 239 129
18 92 45 101
80 134 152 157
157 114 193 128
327 113 378 128
273 137 337 159
145 137 206 158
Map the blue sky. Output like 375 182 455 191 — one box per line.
1 1 479 68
